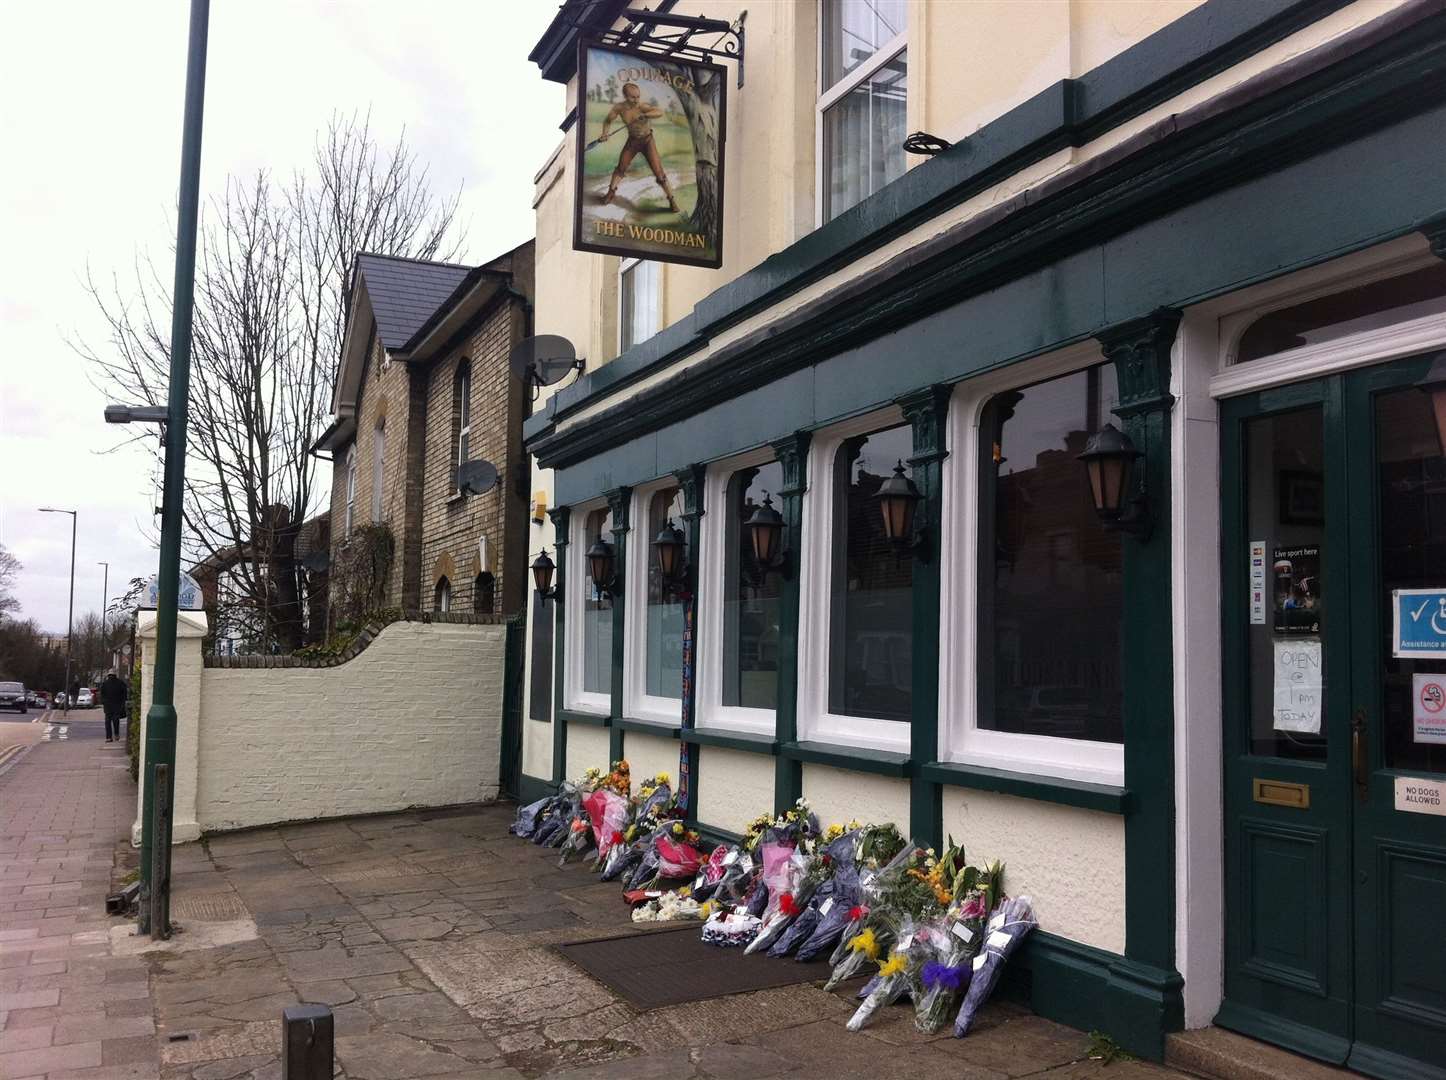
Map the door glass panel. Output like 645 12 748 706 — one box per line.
1244 407 1328 760
1375 386 1446 774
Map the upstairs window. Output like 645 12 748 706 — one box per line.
344 446 357 538
453 361 472 490
819 0 908 222
371 418 386 522
620 258 659 352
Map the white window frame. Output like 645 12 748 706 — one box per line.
456 364 472 488
565 498 613 716
371 420 385 522
624 478 686 725
343 445 357 538
618 257 660 353
435 577 451 613
696 447 779 736
938 342 1125 785
797 404 911 753
815 1 908 227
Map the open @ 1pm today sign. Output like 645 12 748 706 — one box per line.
1392 588 1446 659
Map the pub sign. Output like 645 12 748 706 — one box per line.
573 39 726 269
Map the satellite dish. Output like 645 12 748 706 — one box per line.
457 459 500 497
510 334 582 390
301 551 330 573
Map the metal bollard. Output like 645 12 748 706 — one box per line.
282 1004 334 1080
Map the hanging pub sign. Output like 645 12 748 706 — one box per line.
573 39 726 269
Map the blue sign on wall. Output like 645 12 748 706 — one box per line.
1392 589 1446 658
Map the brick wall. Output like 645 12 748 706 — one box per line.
185 619 505 833
418 296 530 617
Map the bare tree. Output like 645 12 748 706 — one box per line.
77 113 464 651
0 545 19 621
673 65 721 238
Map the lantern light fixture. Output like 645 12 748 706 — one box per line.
586 537 617 597
530 548 558 599
1418 354 1446 458
745 493 787 575
876 460 923 550
651 519 688 587
1077 422 1150 537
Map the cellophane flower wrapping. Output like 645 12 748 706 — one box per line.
510 796 551 838
822 839 919 989
846 916 930 1031
583 788 629 860
655 833 703 879
770 827 858 958
744 842 807 953
912 913 976 1033
953 896 1038 1037
697 846 755 906
701 910 761 948
556 814 594 866
531 795 571 846
689 843 731 901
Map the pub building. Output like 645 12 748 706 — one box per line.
516 1 1446 1074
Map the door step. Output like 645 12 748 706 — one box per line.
1166 1028 1364 1080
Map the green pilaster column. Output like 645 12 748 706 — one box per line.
548 505 570 785
898 385 951 845
605 486 631 764
1097 310 1182 1008
675 464 705 816
770 431 810 815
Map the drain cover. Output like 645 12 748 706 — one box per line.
171 893 249 922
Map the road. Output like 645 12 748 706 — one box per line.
0 706 113 775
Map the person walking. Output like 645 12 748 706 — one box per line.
99 670 127 743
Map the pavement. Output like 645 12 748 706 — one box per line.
1 713 1200 1079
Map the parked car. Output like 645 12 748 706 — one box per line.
76 688 95 708
25 690 44 707
0 682 27 713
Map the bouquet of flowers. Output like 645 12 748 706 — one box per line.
914 859 1004 1033
804 823 903 964
846 915 937 1030
583 783 630 867
510 794 552 838
701 909 762 948
745 843 810 954
692 844 755 906
625 820 703 889
530 789 574 847
556 768 608 864
768 824 857 957
610 775 678 884
631 891 703 922
953 895 1037 1037
823 839 935 990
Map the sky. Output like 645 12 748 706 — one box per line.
0 1 565 633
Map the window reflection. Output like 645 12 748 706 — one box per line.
724 461 783 710
645 487 686 699
979 366 1124 743
829 424 913 722
582 507 612 696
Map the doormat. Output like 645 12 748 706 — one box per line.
555 926 837 1009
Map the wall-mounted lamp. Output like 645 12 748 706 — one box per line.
1418 354 1446 457
531 548 559 599
651 519 688 589
745 493 787 576
876 461 923 551
1078 423 1150 538
586 538 617 598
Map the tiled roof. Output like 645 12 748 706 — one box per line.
354 253 473 351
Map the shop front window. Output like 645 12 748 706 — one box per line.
829 423 913 722
581 506 613 698
977 364 1123 743
723 460 783 710
643 485 686 700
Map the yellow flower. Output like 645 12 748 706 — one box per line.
847 929 880 960
672 822 684 836
877 950 908 978
699 899 718 919
657 772 670 784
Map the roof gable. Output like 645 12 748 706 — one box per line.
354 253 472 351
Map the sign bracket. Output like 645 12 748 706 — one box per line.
576 9 746 88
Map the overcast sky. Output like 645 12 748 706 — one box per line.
0 2 564 633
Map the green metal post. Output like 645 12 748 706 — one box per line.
605 487 630 764
770 432 810 814
139 0 210 938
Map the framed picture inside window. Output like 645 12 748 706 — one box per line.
1278 469 1325 525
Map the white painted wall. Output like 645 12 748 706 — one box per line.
134 610 208 843
696 747 774 835
621 729 678 786
803 765 910 832
134 618 507 839
941 788 1126 954
565 724 610 779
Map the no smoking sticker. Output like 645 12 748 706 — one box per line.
1415 674 1446 745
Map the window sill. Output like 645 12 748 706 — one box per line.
918 761 1129 814
616 716 681 739
780 740 910 777
558 708 611 727
446 492 466 507
682 728 779 755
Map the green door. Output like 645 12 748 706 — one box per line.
1218 353 1446 1080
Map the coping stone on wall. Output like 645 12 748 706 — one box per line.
202 611 514 669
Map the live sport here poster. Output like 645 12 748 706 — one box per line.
573 41 726 269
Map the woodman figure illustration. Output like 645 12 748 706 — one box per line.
598 82 681 213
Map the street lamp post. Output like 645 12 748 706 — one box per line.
132 0 210 940
39 509 76 715
98 561 109 666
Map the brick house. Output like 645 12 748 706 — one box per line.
314 242 534 620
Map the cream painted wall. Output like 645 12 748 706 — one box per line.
565 724 611 780
941 788 1126 954
622 729 680 785
802 764 910 832
696 747 775 834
